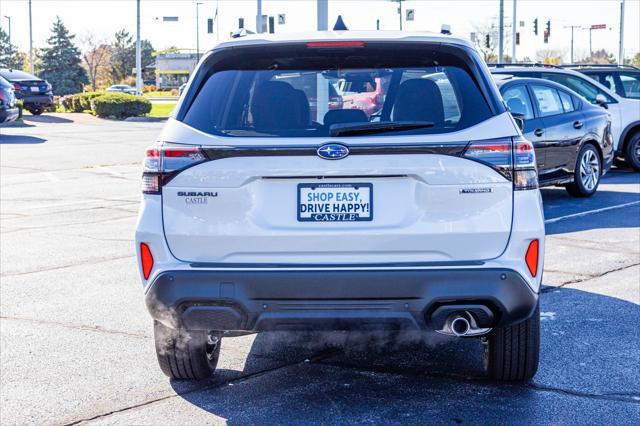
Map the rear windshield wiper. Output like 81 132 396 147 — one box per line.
329 121 434 137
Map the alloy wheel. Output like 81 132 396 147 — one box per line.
579 149 600 191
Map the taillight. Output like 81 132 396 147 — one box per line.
463 136 538 190
140 243 154 280
525 239 539 277
12 83 22 92
142 145 207 194
512 136 538 190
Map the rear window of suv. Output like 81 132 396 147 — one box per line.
181 43 495 137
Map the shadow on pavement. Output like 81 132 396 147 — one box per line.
0 135 47 144
170 287 640 423
22 114 74 124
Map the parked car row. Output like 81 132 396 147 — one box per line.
490 64 640 171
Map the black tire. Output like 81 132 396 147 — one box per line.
625 132 640 172
26 107 44 116
565 144 601 197
153 321 221 380
485 303 540 382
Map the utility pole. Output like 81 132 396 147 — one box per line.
4 16 10 46
565 25 580 64
316 0 329 123
618 0 625 64
511 0 516 63
28 0 33 74
317 0 328 30
256 0 263 33
498 0 504 64
136 0 142 95
196 2 203 61
589 27 592 61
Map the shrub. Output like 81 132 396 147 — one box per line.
60 92 103 112
91 93 152 119
60 95 75 111
74 92 103 112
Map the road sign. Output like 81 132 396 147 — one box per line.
591 24 606 30
406 9 414 21
278 14 285 25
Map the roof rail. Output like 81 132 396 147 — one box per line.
486 63 562 69
558 63 639 70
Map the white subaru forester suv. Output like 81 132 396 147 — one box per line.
136 31 545 382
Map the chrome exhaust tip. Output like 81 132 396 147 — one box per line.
450 316 471 337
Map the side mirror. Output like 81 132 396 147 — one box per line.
510 112 525 131
595 94 608 109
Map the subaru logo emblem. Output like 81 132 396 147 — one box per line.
317 143 349 160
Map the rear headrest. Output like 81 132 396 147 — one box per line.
251 81 309 130
393 79 444 126
323 109 368 127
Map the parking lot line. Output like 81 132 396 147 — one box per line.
545 201 640 224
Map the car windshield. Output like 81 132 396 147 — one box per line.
181 43 494 137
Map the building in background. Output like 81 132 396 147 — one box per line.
155 50 198 89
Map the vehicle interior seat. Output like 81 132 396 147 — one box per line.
323 109 368 127
392 79 445 126
251 81 310 129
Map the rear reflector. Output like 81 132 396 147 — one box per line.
525 239 539 277
306 41 365 48
140 243 154 280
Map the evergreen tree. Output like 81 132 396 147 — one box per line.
110 29 135 83
0 28 24 69
39 17 88 95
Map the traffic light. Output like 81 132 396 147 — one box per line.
543 31 549 44
533 18 538 35
485 34 490 48
546 20 551 37
516 32 520 45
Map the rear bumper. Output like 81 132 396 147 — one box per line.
145 267 538 332
19 94 53 106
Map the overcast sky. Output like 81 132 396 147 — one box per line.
1 0 639 62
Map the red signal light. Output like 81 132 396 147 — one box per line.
140 243 154 280
525 239 539 277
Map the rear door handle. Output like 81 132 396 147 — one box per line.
573 121 583 129
534 128 544 137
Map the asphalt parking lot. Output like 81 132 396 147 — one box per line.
1 113 639 425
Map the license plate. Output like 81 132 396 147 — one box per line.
297 183 373 222
29 86 39 92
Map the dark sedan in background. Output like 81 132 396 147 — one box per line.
0 75 20 124
0 69 53 115
495 76 613 197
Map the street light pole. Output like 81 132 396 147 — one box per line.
4 16 10 46
618 0 625 64
498 0 504 64
511 0 516 63
564 25 580 63
136 0 142 95
256 0 262 33
28 0 33 74
196 2 203 61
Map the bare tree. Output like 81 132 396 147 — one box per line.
471 18 512 63
80 32 111 91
